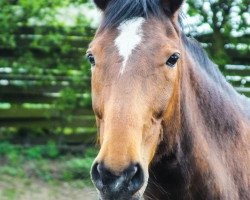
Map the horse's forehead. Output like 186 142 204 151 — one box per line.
114 17 146 74
92 17 174 75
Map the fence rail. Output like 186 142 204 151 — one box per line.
0 64 249 128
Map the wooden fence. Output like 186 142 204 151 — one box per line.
0 74 93 128
0 25 249 144
0 64 249 128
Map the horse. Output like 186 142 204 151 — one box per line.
87 0 250 199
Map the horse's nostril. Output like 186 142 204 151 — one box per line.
91 163 104 191
91 163 144 196
127 164 144 194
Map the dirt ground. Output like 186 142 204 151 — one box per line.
0 176 97 200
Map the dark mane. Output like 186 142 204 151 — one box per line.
181 33 250 116
101 0 165 28
181 34 232 92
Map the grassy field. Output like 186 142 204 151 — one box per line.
0 142 98 200
0 175 97 200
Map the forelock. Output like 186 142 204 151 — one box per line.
100 0 165 29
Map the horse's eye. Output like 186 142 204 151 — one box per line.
166 53 180 67
86 53 95 66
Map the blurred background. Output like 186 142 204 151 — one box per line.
0 0 249 199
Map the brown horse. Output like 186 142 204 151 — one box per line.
87 0 250 199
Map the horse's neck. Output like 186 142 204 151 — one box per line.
177 59 250 199
181 59 244 145
146 59 250 200
181 57 250 147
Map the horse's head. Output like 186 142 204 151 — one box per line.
88 0 184 199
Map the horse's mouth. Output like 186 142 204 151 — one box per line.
91 162 146 200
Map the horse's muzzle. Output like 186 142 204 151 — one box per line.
91 162 144 199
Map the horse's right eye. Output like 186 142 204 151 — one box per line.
86 53 96 66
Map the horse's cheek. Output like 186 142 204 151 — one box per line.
142 122 162 165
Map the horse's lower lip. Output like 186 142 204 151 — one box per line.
99 198 140 200
98 193 141 200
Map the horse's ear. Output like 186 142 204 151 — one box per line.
93 0 110 10
160 0 184 16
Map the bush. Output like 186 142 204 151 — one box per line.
44 141 59 159
0 142 97 183
62 157 93 180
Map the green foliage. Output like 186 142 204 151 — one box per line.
186 0 250 67
46 141 59 158
0 142 17 155
0 0 96 140
62 157 93 180
0 166 24 177
25 146 44 160
56 88 78 111
0 142 97 183
0 0 94 127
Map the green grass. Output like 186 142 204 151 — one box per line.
0 142 97 184
0 175 97 200
1 188 17 200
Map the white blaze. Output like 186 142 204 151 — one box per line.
115 17 145 74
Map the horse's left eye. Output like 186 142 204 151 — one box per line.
166 53 180 67
86 53 96 66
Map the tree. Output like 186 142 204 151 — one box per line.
186 0 250 67
0 0 93 107
0 0 95 137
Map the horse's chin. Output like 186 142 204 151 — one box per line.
98 196 141 200
98 197 141 200
97 191 143 200
99 197 141 200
